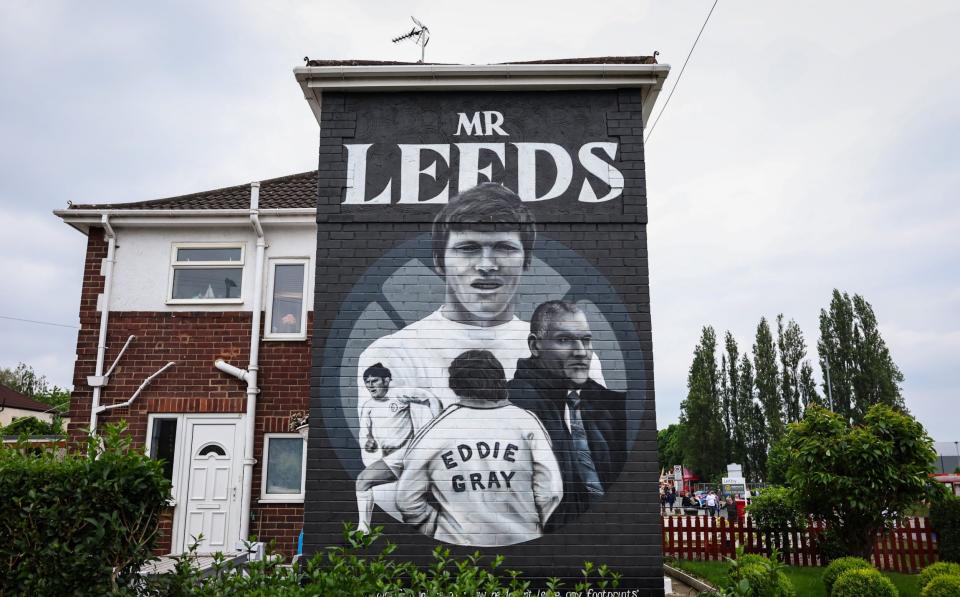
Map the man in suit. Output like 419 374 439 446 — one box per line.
508 300 626 531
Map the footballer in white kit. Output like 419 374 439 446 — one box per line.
395 350 563 547
355 363 440 533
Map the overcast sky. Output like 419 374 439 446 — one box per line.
1 1 957 441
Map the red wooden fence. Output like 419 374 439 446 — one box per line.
661 515 938 572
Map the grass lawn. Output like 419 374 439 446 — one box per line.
672 559 920 596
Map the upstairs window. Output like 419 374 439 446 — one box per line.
168 244 244 303
264 259 309 339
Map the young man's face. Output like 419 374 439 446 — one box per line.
531 310 593 386
364 376 390 400
441 229 525 326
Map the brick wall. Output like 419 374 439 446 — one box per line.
305 89 663 593
68 229 309 556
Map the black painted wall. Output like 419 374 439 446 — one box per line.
306 88 662 593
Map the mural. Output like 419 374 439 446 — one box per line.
330 183 631 546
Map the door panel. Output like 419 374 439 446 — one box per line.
182 422 241 553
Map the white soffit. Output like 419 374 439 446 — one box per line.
293 63 671 129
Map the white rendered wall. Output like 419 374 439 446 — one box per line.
1 406 55 426
107 223 316 312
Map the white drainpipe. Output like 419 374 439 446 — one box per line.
88 214 117 435
214 181 265 550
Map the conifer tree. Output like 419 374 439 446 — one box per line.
753 317 784 442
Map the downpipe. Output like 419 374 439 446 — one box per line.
88 215 117 436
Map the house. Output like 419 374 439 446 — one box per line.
56 171 318 556
0 384 58 427
56 57 669 590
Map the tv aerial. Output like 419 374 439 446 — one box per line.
392 16 430 63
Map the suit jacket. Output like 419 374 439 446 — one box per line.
508 358 626 530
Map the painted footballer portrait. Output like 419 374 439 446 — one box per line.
342 182 628 546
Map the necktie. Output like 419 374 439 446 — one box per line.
566 391 605 498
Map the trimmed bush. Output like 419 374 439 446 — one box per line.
931 495 960 562
726 549 795 597
919 561 960 591
823 556 873 594
747 487 806 533
831 568 898 597
0 423 170 596
921 574 960 597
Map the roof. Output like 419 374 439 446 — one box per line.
302 56 660 67
0 385 52 413
67 170 317 211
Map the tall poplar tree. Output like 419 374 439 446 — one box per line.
777 314 807 424
753 317 784 442
724 332 742 464
736 354 765 481
817 290 905 423
799 360 821 410
679 326 726 481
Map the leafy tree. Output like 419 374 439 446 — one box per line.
817 290 904 423
0 362 71 413
657 423 684 473
721 332 746 463
735 354 765 481
782 404 939 559
753 318 783 443
776 315 806 424
798 360 821 410
679 326 726 481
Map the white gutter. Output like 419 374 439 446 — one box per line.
94 362 176 415
88 214 117 435
214 181 266 550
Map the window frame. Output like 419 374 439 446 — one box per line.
263 257 310 341
145 414 187 506
167 242 245 305
259 433 307 503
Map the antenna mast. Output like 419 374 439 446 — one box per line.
392 16 430 63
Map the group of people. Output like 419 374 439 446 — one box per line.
660 486 741 523
351 183 627 547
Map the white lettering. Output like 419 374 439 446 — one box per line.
455 112 484 136
577 142 624 203
343 144 391 204
456 143 506 190
397 144 450 204
514 142 573 202
483 111 508 136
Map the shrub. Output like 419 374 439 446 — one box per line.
822 556 873 594
747 487 806 547
918 561 960 591
931 495 960 562
0 415 64 436
146 525 622 595
830 568 898 597
784 405 938 558
921 574 960 597
725 548 795 597
0 423 170 596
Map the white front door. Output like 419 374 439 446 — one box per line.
182 420 243 553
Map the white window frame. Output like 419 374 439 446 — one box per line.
263 258 310 341
145 414 188 507
259 433 307 503
167 242 245 305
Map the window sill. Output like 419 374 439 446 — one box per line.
258 497 305 504
166 298 244 305
263 334 308 342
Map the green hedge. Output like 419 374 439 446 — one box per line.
919 561 960 592
0 423 171 595
930 495 960 563
831 567 898 597
921 574 960 597
822 556 873 594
